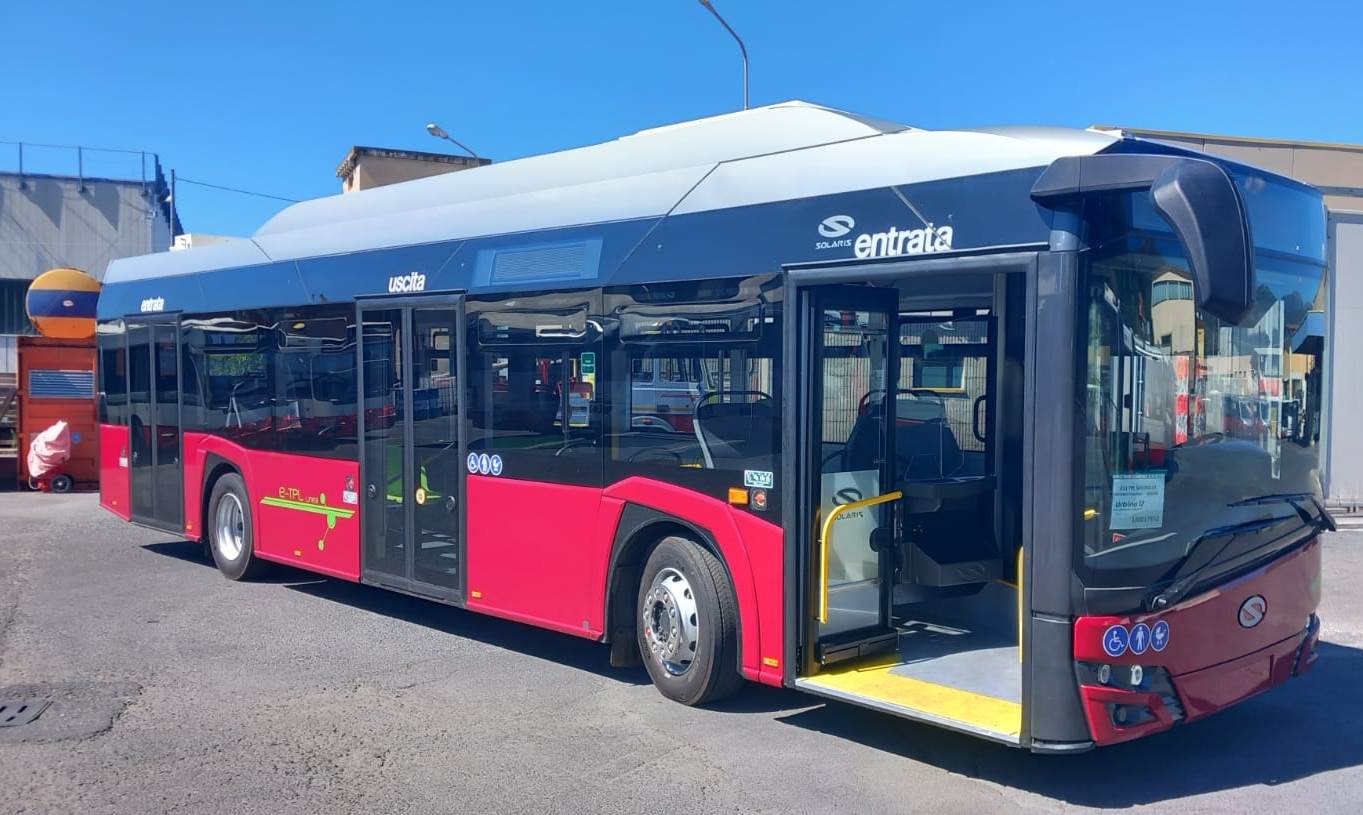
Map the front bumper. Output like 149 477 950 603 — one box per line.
1078 614 1319 745
1072 538 1322 747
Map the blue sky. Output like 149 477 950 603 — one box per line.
2 0 1359 237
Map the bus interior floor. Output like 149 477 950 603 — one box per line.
803 583 1022 740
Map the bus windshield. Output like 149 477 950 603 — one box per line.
1077 171 1328 595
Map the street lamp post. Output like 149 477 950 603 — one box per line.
425 123 481 162
697 0 748 110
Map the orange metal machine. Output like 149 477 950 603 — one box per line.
16 336 99 490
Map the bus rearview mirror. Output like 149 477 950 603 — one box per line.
1149 161 1256 325
1032 153 1257 325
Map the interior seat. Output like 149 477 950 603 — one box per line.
896 397 966 480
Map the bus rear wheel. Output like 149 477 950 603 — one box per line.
636 536 743 706
208 472 269 581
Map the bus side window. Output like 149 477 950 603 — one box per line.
466 343 603 487
610 347 778 473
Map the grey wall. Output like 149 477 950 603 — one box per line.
0 173 171 283
1327 214 1363 504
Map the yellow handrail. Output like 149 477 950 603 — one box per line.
818 490 903 623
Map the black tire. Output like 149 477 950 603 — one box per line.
207 472 269 581
49 474 73 493
636 536 744 706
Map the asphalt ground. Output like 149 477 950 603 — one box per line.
2 491 1361 814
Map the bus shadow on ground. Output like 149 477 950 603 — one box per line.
774 641 1363 807
142 539 655 685
142 539 818 712
141 540 331 585
286 577 660 687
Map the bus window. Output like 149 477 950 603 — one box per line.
180 306 361 459
467 344 601 484
610 347 777 474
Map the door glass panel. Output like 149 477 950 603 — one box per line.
127 324 154 520
411 307 460 589
361 310 405 576
153 323 183 526
817 307 891 636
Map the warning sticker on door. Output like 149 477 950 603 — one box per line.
1110 472 1166 530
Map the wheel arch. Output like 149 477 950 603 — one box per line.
602 503 744 675
199 453 242 544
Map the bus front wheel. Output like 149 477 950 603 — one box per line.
636 536 743 706
207 472 269 581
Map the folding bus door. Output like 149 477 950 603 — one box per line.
126 317 183 531
357 298 465 601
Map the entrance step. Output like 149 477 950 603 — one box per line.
816 629 898 666
797 655 1022 744
802 583 1023 744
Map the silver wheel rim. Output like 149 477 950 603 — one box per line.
642 567 701 676
214 493 246 562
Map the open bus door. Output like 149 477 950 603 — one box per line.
805 286 902 659
791 266 1026 746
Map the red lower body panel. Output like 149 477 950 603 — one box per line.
182 434 361 581
464 475 785 687
465 475 614 639
98 423 131 520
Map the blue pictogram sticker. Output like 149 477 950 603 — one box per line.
1103 624 1130 658
490 454 503 476
467 452 479 474
1151 619 1170 652
1129 622 1152 655
478 453 492 475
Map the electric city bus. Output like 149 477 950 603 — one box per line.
96 102 1333 751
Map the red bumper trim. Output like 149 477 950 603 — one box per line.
1079 685 1177 746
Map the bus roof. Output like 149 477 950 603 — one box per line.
105 101 1117 287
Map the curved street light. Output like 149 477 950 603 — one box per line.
425 122 481 161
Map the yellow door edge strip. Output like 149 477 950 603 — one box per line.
1017 547 1025 665
818 490 902 623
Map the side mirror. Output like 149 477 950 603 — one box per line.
1150 161 1255 324
1032 153 1256 324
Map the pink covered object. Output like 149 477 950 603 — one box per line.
27 420 71 480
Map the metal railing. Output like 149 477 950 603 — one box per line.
1 140 162 195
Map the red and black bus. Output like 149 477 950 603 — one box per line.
96 102 1332 751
